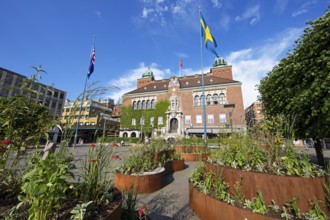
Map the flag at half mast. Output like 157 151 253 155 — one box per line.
200 12 219 58
87 47 95 79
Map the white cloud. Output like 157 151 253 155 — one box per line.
274 0 288 14
235 4 260 25
212 0 222 9
142 7 154 18
226 28 303 107
95 10 101 18
219 14 231 30
292 0 317 17
106 63 172 102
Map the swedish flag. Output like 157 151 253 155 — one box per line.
200 13 219 58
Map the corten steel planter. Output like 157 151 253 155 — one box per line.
189 182 276 220
114 168 165 194
102 198 122 220
175 146 206 153
164 159 185 175
180 153 210 162
205 161 327 212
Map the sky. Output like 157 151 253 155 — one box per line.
1 0 329 108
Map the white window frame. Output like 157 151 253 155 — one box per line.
158 116 163 125
132 118 136 126
208 114 214 124
220 114 226 124
196 115 202 124
185 115 191 125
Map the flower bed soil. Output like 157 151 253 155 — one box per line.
204 161 327 213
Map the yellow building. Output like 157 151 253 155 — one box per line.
245 101 264 128
61 98 119 142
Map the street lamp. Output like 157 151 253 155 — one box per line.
224 104 235 134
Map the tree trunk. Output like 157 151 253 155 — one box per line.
314 138 325 167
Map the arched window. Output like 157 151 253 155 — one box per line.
200 95 204 106
151 99 155 109
137 101 141 109
213 94 219 105
146 100 151 109
142 100 146 109
133 101 137 110
219 93 225 105
194 95 199 106
206 94 212 105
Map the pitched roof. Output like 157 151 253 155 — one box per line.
125 73 240 95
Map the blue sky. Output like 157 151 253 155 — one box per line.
1 0 329 108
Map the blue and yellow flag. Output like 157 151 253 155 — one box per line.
200 12 219 58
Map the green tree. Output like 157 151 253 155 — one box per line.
258 9 330 166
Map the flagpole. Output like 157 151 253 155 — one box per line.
73 35 96 148
199 7 207 146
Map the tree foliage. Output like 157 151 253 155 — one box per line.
258 9 330 141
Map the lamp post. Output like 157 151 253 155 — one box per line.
100 113 112 138
224 104 235 134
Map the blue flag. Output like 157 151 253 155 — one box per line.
87 47 95 78
200 13 219 58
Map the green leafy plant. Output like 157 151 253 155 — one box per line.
19 152 75 220
268 200 280 213
70 201 93 220
197 171 214 195
283 198 301 218
81 142 115 205
189 163 205 186
214 174 231 203
251 190 268 215
234 180 245 205
304 202 327 220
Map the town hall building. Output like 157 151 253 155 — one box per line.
120 58 245 140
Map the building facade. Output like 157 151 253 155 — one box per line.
245 101 264 128
61 98 120 142
120 58 245 140
0 67 66 118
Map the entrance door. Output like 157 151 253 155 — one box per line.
170 118 178 133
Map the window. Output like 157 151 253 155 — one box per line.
142 100 146 109
137 101 141 109
133 101 137 110
208 114 214 123
196 115 202 124
220 114 226 124
140 117 144 125
151 99 155 109
206 94 212 105
185 115 191 125
147 100 151 109
132 118 136 125
194 95 199 106
158 116 163 125
219 93 226 105
150 117 154 126
213 94 218 105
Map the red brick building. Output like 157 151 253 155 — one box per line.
120 58 245 140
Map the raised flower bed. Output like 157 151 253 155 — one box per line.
189 163 328 220
189 182 275 220
114 167 165 194
204 161 326 212
175 146 209 162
